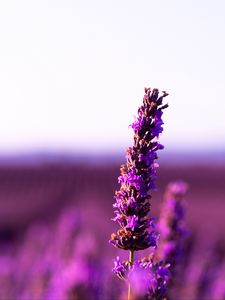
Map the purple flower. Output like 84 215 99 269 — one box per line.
126 215 139 230
110 88 168 251
110 87 170 300
156 180 188 267
112 257 129 280
112 255 170 299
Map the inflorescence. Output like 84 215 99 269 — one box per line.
156 180 189 268
110 87 170 299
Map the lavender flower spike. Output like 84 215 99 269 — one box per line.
156 180 189 266
110 88 168 252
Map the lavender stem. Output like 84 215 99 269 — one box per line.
128 282 131 300
128 250 134 300
129 249 134 265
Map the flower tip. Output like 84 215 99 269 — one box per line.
162 91 169 97
168 180 189 196
161 103 169 110
144 87 151 93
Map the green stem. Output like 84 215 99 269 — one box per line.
129 249 134 265
128 250 134 300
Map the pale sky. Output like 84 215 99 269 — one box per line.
0 0 224 155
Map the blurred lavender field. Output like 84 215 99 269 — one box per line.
0 154 225 299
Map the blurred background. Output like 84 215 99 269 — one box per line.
0 0 225 299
